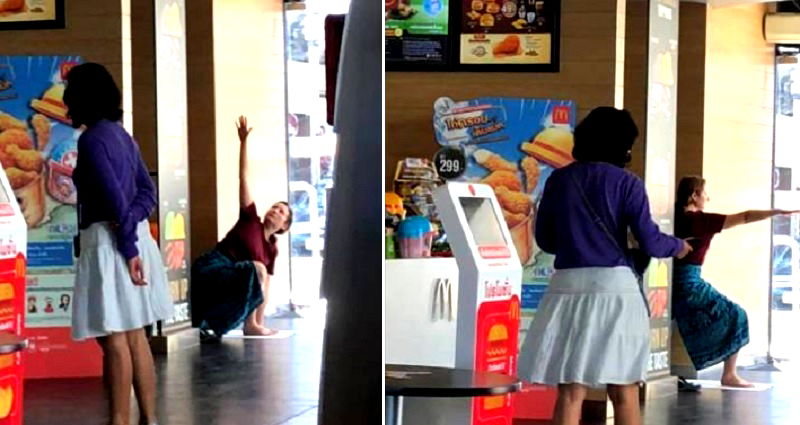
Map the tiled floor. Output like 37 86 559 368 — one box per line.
23 309 324 425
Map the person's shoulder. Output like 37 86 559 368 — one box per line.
608 166 643 189
79 120 125 145
240 202 260 220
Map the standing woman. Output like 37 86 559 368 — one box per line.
673 176 797 388
518 107 691 425
66 63 172 425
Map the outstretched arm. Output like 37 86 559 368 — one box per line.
237 116 254 208
723 209 799 230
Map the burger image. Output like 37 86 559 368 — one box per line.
486 323 509 360
521 127 574 169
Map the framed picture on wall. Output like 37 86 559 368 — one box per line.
0 0 65 31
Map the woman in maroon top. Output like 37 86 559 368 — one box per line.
673 176 797 389
191 116 292 339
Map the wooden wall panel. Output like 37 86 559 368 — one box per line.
675 2 708 182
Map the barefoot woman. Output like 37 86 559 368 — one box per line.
674 176 797 388
191 116 292 338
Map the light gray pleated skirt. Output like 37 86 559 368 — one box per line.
517 267 650 388
71 221 174 340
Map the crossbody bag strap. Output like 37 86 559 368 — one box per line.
568 172 631 266
568 172 650 315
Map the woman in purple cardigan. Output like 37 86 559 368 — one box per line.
518 107 692 425
65 63 172 425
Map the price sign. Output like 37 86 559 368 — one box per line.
434 147 466 180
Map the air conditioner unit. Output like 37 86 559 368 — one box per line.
765 13 800 44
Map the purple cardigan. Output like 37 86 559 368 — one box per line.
73 120 156 260
535 162 683 270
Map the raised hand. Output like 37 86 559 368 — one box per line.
237 115 252 143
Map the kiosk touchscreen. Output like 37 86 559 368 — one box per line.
434 182 522 425
0 169 27 425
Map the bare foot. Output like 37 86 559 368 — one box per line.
243 325 278 336
721 375 755 388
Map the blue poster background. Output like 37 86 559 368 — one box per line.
0 55 83 327
433 96 576 344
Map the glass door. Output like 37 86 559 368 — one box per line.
770 46 800 361
283 0 350 311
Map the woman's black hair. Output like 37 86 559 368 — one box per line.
571 107 639 168
275 201 293 234
63 62 123 128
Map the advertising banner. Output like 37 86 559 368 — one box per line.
155 0 191 327
434 96 575 334
0 55 102 378
645 0 679 378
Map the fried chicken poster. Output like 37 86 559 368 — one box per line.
0 55 82 273
433 96 575 335
459 0 558 66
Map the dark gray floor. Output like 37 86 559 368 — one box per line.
24 312 324 425
23 313 800 425
403 361 800 425
636 364 798 425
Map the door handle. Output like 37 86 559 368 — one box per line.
441 278 453 321
432 278 442 321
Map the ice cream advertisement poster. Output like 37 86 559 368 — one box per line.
433 96 575 337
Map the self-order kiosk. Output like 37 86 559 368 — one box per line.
0 167 27 425
433 182 522 425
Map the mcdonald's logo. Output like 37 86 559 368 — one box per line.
552 106 570 124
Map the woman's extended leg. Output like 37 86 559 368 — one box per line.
721 351 753 387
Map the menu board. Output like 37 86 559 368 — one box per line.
387 0 560 71
458 0 559 70
385 0 451 69
0 0 64 30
